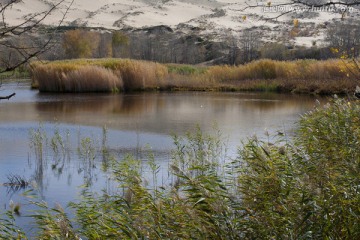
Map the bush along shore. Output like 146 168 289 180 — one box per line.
30 58 359 94
1 98 359 239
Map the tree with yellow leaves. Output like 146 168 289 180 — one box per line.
63 30 100 59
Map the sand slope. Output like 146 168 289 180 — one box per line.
3 0 359 47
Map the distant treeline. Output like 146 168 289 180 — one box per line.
1 19 359 68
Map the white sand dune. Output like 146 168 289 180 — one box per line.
3 0 358 46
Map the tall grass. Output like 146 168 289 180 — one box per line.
30 59 168 92
206 59 349 81
0 211 27 239
294 98 360 238
30 58 358 94
206 59 358 94
1 98 359 238
238 98 360 238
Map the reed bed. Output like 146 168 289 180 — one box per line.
2 98 359 239
205 59 351 81
205 59 358 94
31 59 168 92
30 58 359 94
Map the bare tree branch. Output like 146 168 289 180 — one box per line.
0 0 74 73
243 0 360 9
0 0 74 100
0 92 15 100
1 0 66 37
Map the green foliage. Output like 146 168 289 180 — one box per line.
238 138 302 239
29 200 78 239
295 98 360 238
29 125 48 162
68 128 236 239
260 42 288 60
63 30 100 59
3 99 360 239
50 128 69 169
0 66 30 80
0 211 26 239
238 98 360 239
112 31 129 47
167 64 206 75
111 31 130 58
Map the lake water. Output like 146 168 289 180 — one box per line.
0 81 326 232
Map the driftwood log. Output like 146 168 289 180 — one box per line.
0 93 16 100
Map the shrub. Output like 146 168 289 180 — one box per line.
295 99 360 238
238 98 360 238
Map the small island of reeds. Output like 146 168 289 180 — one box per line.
30 58 359 94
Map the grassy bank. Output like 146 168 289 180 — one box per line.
207 59 359 94
1 98 359 239
0 67 30 81
30 58 359 94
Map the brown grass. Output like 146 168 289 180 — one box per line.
30 58 359 94
33 65 122 92
31 59 168 92
205 59 351 81
204 59 358 94
109 59 168 90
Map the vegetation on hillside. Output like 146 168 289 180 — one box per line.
2 17 359 70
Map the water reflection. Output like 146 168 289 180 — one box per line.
21 92 321 137
0 84 327 145
3 174 30 198
0 82 327 226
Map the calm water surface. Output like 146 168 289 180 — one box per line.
0 82 325 232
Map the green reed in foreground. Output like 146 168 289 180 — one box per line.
1 98 359 239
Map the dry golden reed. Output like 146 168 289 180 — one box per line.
30 58 358 94
31 59 168 92
205 59 351 82
32 65 122 92
204 59 358 94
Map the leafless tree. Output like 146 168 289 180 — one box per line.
239 30 261 63
0 0 74 72
0 0 74 99
326 19 360 57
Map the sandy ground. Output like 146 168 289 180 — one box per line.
3 0 357 46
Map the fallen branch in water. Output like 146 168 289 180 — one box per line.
0 93 16 100
3 174 29 187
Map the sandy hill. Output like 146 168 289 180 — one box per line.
4 0 359 47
